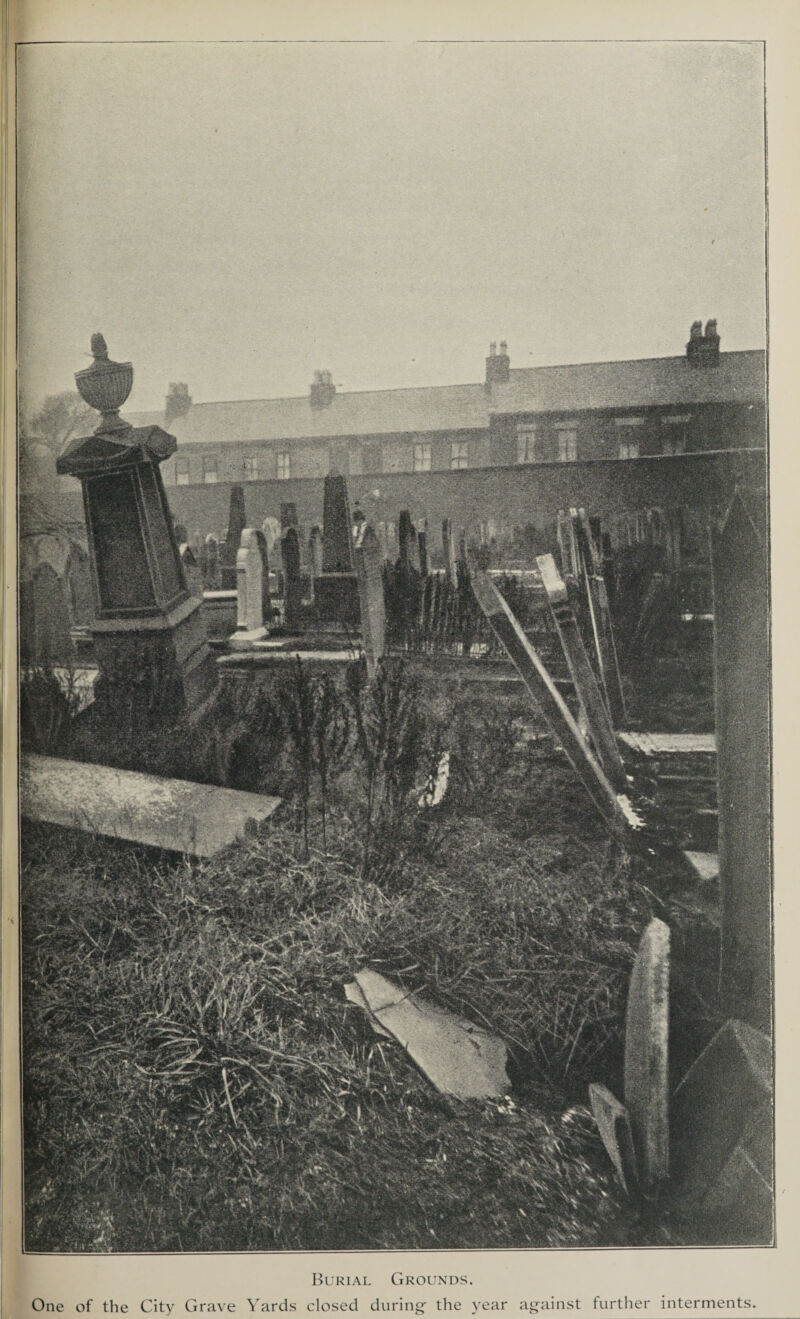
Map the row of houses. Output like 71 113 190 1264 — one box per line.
127 322 766 491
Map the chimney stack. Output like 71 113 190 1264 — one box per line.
485 339 510 388
310 369 336 408
686 319 720 368
165 381 192 425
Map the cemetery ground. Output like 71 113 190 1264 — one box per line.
20 641 726 1253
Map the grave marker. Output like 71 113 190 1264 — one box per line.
573 508 626 726
442 519 457 584
624 918 670 1188
711 495 771 1030
353 522 386 677
232 528 267 644
315 473 360 626
281 527 303 630
57 335 214 716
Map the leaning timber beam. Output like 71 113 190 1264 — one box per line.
536 553 627 791
469 566 638 837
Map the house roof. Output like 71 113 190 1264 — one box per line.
492 350 765 416
123 350 765 447
126 381 492 446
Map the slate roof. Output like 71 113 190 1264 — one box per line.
124 350 765 446
492 350 765 416
127 382 491 445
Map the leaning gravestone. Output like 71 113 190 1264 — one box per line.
624 917 670 1188
353 523 386 678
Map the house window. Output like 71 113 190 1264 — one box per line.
557 429 578 462
243 454 259 479
450 441 469 470
618 433 640 460
516 426 538 463
413 443 432 473
202 455 218 484
661 414 690 455
276 451 291 480
176 457 190 486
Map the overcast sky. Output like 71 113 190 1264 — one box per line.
17 41 766 414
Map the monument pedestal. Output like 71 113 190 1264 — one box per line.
58 337 216 721
313 573 361 628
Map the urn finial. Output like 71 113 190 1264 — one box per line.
75 334 134 434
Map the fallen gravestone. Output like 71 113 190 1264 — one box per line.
588 1083 638 1194
344 968 509 1100
21 753 280 858
624 917 670 1188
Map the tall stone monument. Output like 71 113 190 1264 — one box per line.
315 473 360 627
57 335 215 717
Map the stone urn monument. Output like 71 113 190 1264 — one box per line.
57 335 216 718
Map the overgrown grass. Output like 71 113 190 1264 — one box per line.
21 767 652 1253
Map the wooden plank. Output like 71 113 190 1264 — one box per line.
536 553 627 790
619 732 717 756
573 508 627 726
21 754 281 858
469 567 634 834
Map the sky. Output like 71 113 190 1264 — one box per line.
17 41 766 414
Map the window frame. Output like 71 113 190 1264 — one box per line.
413 442 432 473
202 455 218 484
276 451 292 481
450 440 469 470
516 426 538 464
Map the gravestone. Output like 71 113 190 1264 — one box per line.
315 473 360 627
353 523 386 678
711 495 771 1031
321 474 353 573
442 519 457 584
588 1083 638 1194
670 1019 772 1241
417 529 429 579
201 534 220 591
65 543 94 630
399 510 421 573
308 525 324 582
262 516 281 556
280 501 298 529
56 334 215 717
623 918 670 1188
219 486 246 589
180 543 203 599
282 527 303 630
231 528 267 646
255 529 272 623
22 564 75 666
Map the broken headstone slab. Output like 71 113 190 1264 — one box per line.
344 968 509 1101
418 751 451 809
624 917 670 1189
670 1018 772 1242
588 1083 639 1194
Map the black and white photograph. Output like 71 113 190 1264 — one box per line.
8 21 779 1276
